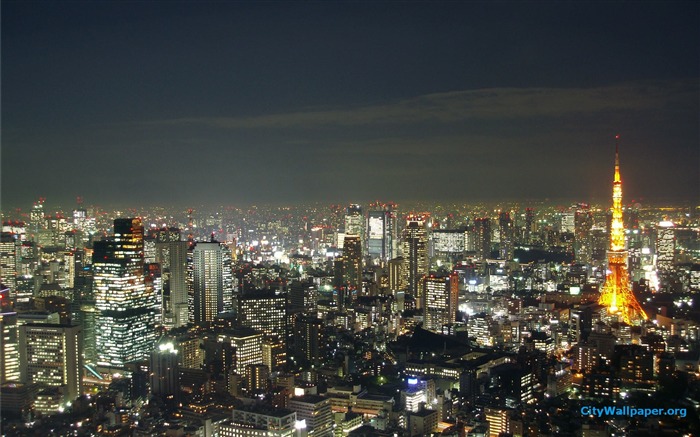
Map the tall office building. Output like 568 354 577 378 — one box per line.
344 204 364 238
93 218 157 368
0 306 20 383
192 241 233 325
293 315 324 365
656 221 675 271
218 327 263 375
388 257 406 292
342 236 363 295
237 290 287 339
498 212 514 260
289 280 317 314
422 273 459 332
367 209 396 262
150 341 179 397
156 240 189 327
574 204 593 265
262 337 287 371
19 323 83 402
474 218 492 260
0 233 17 299
402 219 428 304
245 363 270 394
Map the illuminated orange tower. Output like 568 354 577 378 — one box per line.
598 136 647 324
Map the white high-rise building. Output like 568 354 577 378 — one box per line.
192 241 233 324
656 221 675 271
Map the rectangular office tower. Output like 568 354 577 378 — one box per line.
368 210 396 262
193 242 233 325
93 218 157 368
422 273 459 333
19 323 83 403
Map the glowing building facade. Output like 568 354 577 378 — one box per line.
0 311 20 383
402 218 428 304
93 218 157 368
656 221 675 271
19 323 83 403
598 139 647 325
192 241 233 325
422 273 459 332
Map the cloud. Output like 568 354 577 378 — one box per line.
147 78 698 130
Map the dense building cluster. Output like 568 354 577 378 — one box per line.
1 172 699 435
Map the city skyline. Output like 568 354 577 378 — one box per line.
2 2 699 208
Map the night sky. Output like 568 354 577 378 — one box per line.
2 2 699 208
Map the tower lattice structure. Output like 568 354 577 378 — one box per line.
598 136 647 325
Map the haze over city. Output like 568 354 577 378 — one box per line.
2 1 699 208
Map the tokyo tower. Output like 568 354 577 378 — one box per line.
598 136 647 325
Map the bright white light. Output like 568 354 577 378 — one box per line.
158 342 177 354
295 419 307 430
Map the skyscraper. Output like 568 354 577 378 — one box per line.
656 221 675 271
402 218 428 305
474 218 492 261
93 218 157 368
498 211 514 260
156 240 189 327
0 303 20 383
367 208 396 262
574 204 593 265
598 138 647 325
422 273 459 332
293 315 323 365
344 204 364 238
341 235 363 295
192 241 233 325
0 233 18 300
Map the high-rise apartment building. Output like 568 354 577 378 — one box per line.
498 212 514 260
93 218 157 368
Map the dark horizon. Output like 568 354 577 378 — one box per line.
2 2 699 208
